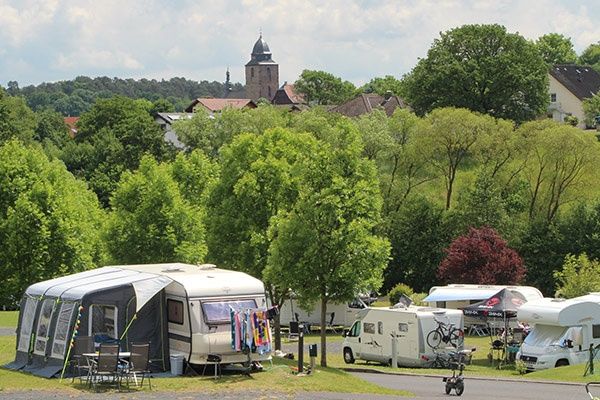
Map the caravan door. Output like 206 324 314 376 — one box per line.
361 321 384 361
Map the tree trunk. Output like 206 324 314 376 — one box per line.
320 297 327 367
273 312 282 351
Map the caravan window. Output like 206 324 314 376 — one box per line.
364 322 375 334
398 323 408 332
90 305 117 338
593 325 600 339
167 299 184 325
378 321 384 334
17 297 38 353
201 299 257 324
34 299 56 355
51 302 75 359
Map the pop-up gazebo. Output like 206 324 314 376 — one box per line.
461 288 526 361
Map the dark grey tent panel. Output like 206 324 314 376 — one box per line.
7 267 173 378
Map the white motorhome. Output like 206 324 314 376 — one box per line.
279 296 371 328
425 284 543 327
517 294 600 371
342 306 464 367
119 263 271 366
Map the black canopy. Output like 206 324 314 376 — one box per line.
462 288 526 319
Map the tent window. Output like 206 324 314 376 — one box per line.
51 302 75 359
17 297 38 352
167 299 184 325
90 304 117 338
201 299 257 324
364 322 375 334
34 299 56 355
593 325 600 339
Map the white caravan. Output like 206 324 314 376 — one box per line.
517 294 600 371
342 306 464 367
119 263 271 366
425 284 543 327
279 296 371 328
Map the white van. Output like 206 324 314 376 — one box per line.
342 306 464 367
517 294 600 371
425 284 543 327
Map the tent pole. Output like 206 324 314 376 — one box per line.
119 314 137 342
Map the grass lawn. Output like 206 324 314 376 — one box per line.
0 312 409 396
0 311 18 328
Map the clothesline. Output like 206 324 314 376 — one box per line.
230 307 273 355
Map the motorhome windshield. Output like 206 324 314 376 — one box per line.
201 299 257 324
524 324 582 347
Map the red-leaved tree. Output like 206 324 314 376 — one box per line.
437 226 525 284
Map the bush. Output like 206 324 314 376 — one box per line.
388 283 415 305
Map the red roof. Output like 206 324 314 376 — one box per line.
272 83 305 105
185 98 256 113
64 117 79 138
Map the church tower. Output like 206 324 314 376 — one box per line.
245 34 279 102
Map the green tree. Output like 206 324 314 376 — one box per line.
535 33 578 65
266 122 390 367
34 109 70 152
360 75 406 97
517 120 600 222
294 70 357 105
61 96 175 206
0 140 106 307
405 24 548 123
559 202 600 261
554 254 600 298
105 155 207 264
0 88 37 144
583 92 600 128
579 42 600 73
206 127 319 350
420 107 497 210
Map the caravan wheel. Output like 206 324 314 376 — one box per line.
343 348 355 364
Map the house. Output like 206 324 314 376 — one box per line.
548 64 600 129
271 82 305 105
331 92 408 118
63 117 79 138
154 112 192 149
184 98 257 113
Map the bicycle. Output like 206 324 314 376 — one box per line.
427 318 464 349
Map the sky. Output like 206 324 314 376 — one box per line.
0 0 599 88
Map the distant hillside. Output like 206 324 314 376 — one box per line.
3 76 245 116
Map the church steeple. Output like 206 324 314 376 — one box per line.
245 33 279 101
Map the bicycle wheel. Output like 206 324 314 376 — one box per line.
449 328 464 348
427 329 443 349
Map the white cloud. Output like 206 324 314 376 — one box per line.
1 0 599 86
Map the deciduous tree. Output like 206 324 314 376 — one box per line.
535 33 578 65
554 254 600 298
405 24 548 123
294 70 356 105
437 226 525 285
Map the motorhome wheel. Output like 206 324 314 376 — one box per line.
343 348 355 364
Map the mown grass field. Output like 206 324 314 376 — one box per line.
0 312 409 395
284 333 596 383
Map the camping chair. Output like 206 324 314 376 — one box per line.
123 343 152 389
327 312 338 334
69 335 94 383
90 343 122 391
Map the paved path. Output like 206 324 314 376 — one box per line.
0 328 15 336
352 372 586 400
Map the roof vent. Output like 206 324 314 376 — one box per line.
162 266 183 272
198 263 217 270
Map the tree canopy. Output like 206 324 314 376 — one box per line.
535 33 578 65
294 69 357 105
405 24 549 123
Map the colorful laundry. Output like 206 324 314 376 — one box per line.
230 307 273 355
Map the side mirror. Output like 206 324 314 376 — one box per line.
342 329 348 338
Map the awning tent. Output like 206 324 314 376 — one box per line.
5 267 174 378
424 287 506 303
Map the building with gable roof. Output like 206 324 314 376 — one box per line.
548 64 600 129
330 92 408 118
